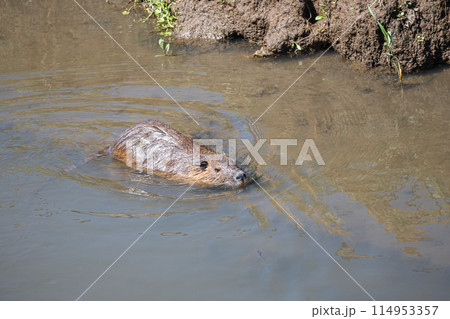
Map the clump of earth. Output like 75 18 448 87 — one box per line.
112 0 449 73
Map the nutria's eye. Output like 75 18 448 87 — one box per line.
200 161 208 169
215 168 221 173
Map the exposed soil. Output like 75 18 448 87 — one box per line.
113 0 449 73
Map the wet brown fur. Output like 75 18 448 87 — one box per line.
109 120 246 187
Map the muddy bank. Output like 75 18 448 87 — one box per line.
114 0 449 73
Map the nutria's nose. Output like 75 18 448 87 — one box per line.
235 172 246 182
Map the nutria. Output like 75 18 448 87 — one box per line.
109 119 246 187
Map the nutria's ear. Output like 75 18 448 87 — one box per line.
200 161 208 169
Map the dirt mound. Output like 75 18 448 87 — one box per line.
172 0 449 73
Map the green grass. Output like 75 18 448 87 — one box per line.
141 0 178 36
123 1 178 57
123 1 178 37
155 37 171 57
368 5 403 83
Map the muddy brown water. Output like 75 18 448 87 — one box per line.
0 1 449 300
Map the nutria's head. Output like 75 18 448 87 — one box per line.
187 153 246 188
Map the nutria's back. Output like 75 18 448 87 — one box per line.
110 119 246 187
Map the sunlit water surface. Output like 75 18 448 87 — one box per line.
0 0 449 300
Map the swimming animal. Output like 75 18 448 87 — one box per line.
109 119 246 187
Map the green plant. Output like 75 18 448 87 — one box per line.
315 7 327 21
395 1 413 20
290 41 302 51
368 5 403 83
140 0 178 36
156 38 171 56
121 1 178 37
124 1 177 57
122 1 137 16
